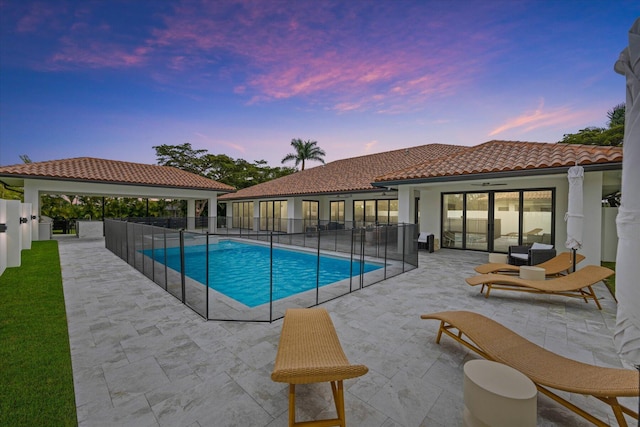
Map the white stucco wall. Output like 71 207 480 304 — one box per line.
410 171 608 266
0 199 8 276
601 207 619 262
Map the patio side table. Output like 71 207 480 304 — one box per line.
463 359 537 427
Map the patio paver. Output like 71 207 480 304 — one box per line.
58 237 636 426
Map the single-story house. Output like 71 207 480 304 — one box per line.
0 141 623 268
219 140 622 267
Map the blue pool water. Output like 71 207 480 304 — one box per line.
144 240 383 307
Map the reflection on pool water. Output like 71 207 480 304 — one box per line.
144 239 383 307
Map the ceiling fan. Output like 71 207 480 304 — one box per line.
470 182 507 187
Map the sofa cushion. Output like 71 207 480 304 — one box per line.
531 242 553 250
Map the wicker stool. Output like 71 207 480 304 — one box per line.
463 360 537 427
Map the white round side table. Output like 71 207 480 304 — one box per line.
463 359 537 427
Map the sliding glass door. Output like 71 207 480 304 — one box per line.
442 189 554 252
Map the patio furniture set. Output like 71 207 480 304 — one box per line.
271 248 638 427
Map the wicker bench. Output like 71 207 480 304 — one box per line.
271 308 368 427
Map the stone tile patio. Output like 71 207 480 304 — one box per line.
57 237 636 426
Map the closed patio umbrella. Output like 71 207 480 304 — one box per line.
614 17 640 368
565 164 584 272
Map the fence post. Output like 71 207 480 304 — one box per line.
383 226 388 279
360 228 365 289
151 225 155 283
180 230 186 304
206 233 209 320
316 228 321 305
163 230 168 291
349 228 355 292
269 233 273 323
402 224 406 272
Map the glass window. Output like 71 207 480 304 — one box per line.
365 200 376 225
232 201 253 229
493 192 520 252
354 199 398 227
389 200 399 224
442 194 463 248
466 193 488 251
330 201 345 223
523 190 553 244
259 200 287 231
302 200 318 229
442 189 554 252
377 200 389 224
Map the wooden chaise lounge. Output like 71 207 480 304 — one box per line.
465 264 614 309
474 251 585 276
271 308 368 427
420 310 639 427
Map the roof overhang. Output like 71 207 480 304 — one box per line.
371 163 622 188
0 174 234 194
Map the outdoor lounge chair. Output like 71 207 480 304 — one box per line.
465 265 614 309
420 310 640 427
474 251 586 276
508 242 556 266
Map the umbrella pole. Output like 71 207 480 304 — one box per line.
572 248 576 273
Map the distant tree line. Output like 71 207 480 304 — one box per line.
153 143 296 189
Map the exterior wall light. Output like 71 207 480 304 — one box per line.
0 223 7 233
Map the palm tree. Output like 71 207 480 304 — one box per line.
281 138 326 171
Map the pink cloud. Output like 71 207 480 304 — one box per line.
364 140 378 153
488 101 600 137
15 2 62 33
8 1 506 113
144 1 499 112
49 38 151 69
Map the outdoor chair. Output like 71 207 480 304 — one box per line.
420 310 639 427
508 242 556 266
475 251 585 276
465 264 614 309
443 231 456 247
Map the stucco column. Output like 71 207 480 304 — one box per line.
397 186 413 225
289 197 301 233
208 195 217 233
187 199 196 230
21 203 32 250
419 189 439 234
23 180 40 240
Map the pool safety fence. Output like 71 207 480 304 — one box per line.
105 219 418 322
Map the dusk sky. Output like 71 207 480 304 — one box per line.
0 1 637 168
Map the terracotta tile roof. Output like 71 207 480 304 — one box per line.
220 144 466 200
375 140 623 183
0 157 235 192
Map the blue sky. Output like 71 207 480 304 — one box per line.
0 1 637 168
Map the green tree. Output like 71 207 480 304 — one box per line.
281 139 326 171
153 143 208 175
607 103 625 127
153 143 296 217
153 144 295 189
559 104 625 146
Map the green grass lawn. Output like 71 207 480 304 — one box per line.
0 240 77 426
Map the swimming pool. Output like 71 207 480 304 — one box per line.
144 240 383 307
